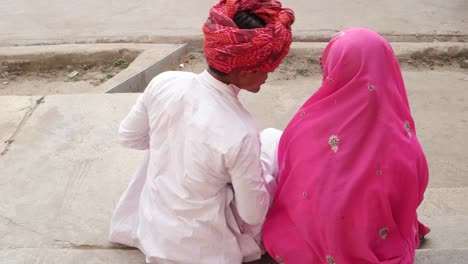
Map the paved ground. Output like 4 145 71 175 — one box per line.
0 68 467 263
0 0 467 263
0 0 467 46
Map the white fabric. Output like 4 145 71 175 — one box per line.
109 70 281 264
229 128 282 255
259 128 282 197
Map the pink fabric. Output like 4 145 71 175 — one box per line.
262 28 430 264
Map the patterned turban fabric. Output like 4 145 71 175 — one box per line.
203 0 295 73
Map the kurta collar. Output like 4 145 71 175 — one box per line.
199 70 241 97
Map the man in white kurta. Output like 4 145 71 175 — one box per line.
109 1 294 263
110 71 281 263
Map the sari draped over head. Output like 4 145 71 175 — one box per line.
263 28 430 264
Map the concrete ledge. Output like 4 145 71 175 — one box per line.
415 248 468 264
419 216 468 250
419 188 468 217
1 33 467 48
0 44 188 95
1 248 466 264
417 188 468 250
289 42 468 60
0 44 154 63
293 32 468 43
0 248 144 264
102 44 188 93
2 42 465 95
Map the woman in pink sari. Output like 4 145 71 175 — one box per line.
262 28 430 264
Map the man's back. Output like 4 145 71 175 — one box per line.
110 70 265 263
110 1 294 262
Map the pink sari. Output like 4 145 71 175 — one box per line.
262 28 430 264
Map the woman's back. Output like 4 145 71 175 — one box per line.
262 28 430 264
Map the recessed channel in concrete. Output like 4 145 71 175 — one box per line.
1 42 466 96
0 44 187 96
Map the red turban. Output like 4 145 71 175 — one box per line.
203 0 295 73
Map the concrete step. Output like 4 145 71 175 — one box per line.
0 67 467 264
248 249 468 264
0 248 144 264
2 248 468 264
288 42 468 60
415 249 468 264
418 188 468 250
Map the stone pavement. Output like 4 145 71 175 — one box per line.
1 69 467 263
0 0 467 46
1 0 467 263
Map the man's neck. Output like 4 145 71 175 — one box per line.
207 68 231 85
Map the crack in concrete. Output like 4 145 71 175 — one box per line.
1 96 45 157
1 216 45 236
0 231 9 240
52 240 135 251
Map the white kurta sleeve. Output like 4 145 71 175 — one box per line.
227 133 270 225
260 128 282 198
118 93 150 150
